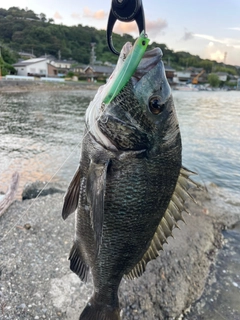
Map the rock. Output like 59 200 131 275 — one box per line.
1 189 239 320
22 181 64 200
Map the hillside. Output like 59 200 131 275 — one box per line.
0 7 239 76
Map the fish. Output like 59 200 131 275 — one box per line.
62 41 197 320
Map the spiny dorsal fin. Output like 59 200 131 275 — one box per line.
124 167 201 280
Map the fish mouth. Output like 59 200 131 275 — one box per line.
133 47 162 82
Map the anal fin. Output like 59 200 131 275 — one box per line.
69 242 89 282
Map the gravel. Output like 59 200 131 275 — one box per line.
0 186 239 320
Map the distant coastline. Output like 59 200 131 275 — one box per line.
0 79 100 93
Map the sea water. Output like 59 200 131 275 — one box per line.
0 89 239 319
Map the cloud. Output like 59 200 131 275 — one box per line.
54 11 63 20
71 13 81 20
209 50 225 62
113 18 167 37
228 27 240 31
202 40 240 65
194 33 240 49
147 19 168 37
83 7 107 20
182 30 194 41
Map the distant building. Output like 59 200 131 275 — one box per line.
71 64 87 74
173 71 191 83
85 65 114 76
70 64 115 81
18 51 36 59
51 60 73 70
38 56 75 75
164 64 175 83
13 58 57 77
216 72 228 82
47 63 58 77
237 78 240 90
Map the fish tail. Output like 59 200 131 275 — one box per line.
79 296 121 320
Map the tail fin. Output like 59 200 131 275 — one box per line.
79 297 120 320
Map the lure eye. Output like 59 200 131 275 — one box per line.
148 96 165 115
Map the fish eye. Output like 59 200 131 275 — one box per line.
148 96 165 115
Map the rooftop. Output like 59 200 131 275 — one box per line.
13 58 47 67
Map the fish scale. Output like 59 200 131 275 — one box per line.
62 42 198 320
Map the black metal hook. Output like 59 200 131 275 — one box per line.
107 0 146 55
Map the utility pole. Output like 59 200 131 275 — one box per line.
90 43 96 82
223 52 227 65
0 45 2 80
90 43 96 67
58 50 61 61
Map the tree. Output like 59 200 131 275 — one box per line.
208 74 220 87
39 13 47 22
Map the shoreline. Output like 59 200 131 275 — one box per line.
0 184 239 319
0 79 101 93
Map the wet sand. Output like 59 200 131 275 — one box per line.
0 185 239 320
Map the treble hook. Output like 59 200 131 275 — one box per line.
106 0 146 55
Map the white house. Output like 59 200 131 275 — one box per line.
50 60 72 69
173 71 191 83
13 58 49 77
216 72 228 82
13 58 59 77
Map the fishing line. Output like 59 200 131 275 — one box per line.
0 94 103 246
0 142 81 243
0 41 138 269
0 112 106 281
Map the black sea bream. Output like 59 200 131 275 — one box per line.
62 42 196 320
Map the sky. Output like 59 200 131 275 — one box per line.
1 0 240 66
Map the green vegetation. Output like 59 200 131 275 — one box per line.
208 74 220 87
0 44 17 75
0 7 133 65
0 6 239 79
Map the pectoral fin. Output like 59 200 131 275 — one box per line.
86 159 110 253
62 167 81 220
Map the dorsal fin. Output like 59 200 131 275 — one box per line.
124 167 201 280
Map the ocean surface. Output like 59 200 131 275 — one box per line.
0 89 240 318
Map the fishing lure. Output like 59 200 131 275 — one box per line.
103 31 150 105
